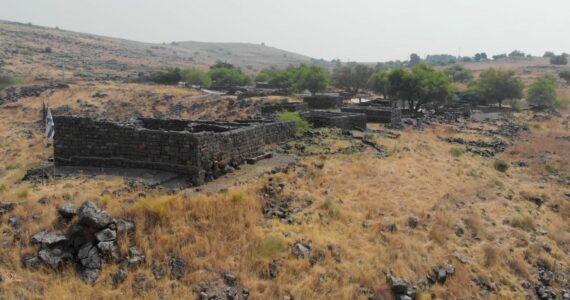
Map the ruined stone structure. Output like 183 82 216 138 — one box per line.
301 111 367 130
341 106 402 125
53 117 296 185
260 102 309 115
303 95 343 109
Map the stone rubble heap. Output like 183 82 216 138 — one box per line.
22 201 136 284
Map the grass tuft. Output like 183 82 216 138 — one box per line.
277 111 310 135
493 159 509 172
254 234 288 258
449 147 465 157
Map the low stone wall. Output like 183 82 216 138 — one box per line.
303 95 342 109
260 102 309 115
301 111 367 130
53 116 295 185
341 106 402 124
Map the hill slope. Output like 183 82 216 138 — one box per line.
0 20 314 80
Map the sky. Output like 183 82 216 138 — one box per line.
1 0 569 62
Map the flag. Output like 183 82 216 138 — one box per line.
45 106 55 140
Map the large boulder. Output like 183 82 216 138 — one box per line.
58 203 77 219
77 201 114 229
38 247 73 269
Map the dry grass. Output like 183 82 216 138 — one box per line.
0 81 569 299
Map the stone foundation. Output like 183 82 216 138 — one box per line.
53 117 296 185
303 95 342 109
260 102 309 115
301 110 366 130
341 106 402 124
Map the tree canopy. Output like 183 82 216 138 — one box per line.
293 65 330 94
550 54 568 65
332 63 373 94
367 69 389 98
208 67 251 87
408 53 421 67
181 68 211 87
469 69 524 107
386 65 454 111
445 65 474 83
527 75 557 107
147 68 182 84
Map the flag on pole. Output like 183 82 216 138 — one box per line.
45 105 55 140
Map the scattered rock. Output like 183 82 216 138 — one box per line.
7 216 20 228
77 201 114 229
454 224 464 237
291 242 311 258
31 231 67 247
58 203 77 219
269 260 280 278
223 273 237 287
526 195 545 208
95 228 117 242
112 269 127 287
0 202 16 216
407 216 418 229
385 220 397 232
38 247 73 270
169 257 187 280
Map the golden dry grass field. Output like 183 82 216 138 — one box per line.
0 79 569 299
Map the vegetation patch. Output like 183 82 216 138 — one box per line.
493 159 509 172
449 147 465 157
254 234 288 258
278 111 310 135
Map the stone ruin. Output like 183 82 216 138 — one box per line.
53 116 296 185
341 105 402 125
260 102 309 115
303 94 343 109
301 110 367 131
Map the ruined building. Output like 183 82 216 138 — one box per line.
53 117 296 185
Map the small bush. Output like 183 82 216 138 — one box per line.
545 164 558 174
277 111 310 135
230 191 245 202
494 159 509 172
254 234 287 258
449 147 465 157
16 186 29 199
323 197 341 220
511 215 535 231
509 99 523 112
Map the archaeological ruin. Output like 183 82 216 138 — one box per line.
53 116 296 185
340 106 402 124
301 110 367 130
303 95 343 109
260 102 309 115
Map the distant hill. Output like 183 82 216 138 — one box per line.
0 20 315 81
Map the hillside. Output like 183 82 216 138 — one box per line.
0 20 313 81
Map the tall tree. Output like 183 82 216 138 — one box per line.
527 75 557 107
332 63 373 95
293 65 330 95
409 53 421 67
469 69 524 107
367 69 389 98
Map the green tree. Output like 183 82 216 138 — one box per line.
332 63 373 95
409 53 421 67
527 75 557 107
559 70 570 84
509 50 525 57
255 69 272 82
445 65 474 83
147 68 182 84
208 67 251 87
367 69 389 98
181 68 211 87
550 55 568 65
474 52 488 62
387 65 453 111
543 51 555 58
293 65 330 94
469 69 524 107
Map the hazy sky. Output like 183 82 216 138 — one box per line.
1 0 569 62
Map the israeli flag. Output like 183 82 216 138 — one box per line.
45 106 55 140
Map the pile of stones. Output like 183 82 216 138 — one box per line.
22 201 137 284
441 136 508 157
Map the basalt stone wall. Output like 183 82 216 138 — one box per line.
53 116 295 185
301 111 367 130
341 106 402 124
260 102 309 115
303 96 343 109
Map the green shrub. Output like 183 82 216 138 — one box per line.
554 97 570 108
254 234 287 258
449 147 465 157
181 68 211 87
277 111 310 135
509 99 523 112
147 68 182 84
494 159 509 172
0 72 16 91
545 164 558 174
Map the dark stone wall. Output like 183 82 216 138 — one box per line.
53 116 295 185
302 111 367 130
303 96 342 109
341 106 402 124
260 102 309 115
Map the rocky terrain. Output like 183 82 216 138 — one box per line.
0 20 313 81
0 75 569 299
